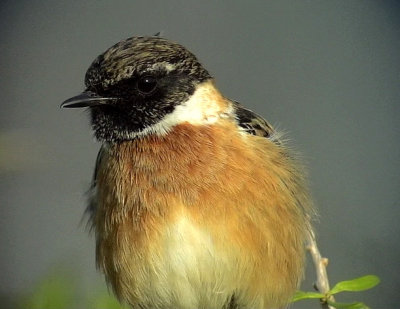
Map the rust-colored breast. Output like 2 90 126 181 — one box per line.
94 121 311 308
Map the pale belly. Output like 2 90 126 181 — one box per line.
125 216 242 309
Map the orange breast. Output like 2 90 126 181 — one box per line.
94 121 311 308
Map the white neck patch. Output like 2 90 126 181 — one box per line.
129 81 233 138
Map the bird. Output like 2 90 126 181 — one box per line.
61 36 313 309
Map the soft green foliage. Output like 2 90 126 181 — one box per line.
89 292 129 309
326 300 370 309
19 269 128 309
20 270 76 309
292 290 325 301
291 275 380 309
329 275 380 295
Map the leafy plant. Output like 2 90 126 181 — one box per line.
292 275 380 309
20 270 76 309
19 269 128 309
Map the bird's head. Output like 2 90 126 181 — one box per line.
61 36 212 142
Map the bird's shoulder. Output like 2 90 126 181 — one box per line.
231 101 280 144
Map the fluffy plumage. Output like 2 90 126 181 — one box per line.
62 36 313 309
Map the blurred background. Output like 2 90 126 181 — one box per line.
0 1 399 308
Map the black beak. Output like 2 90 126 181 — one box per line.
60 91 118 108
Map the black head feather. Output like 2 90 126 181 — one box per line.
80 36 212 142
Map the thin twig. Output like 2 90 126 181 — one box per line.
306 229 335 309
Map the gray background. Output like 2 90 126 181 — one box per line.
1 1 399 308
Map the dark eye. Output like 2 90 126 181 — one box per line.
137 75 157 94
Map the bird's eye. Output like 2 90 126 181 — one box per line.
137 75 157 94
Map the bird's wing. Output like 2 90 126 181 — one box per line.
85 144 107 229
232 101 281 144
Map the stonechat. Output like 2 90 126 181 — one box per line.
62 36 313 309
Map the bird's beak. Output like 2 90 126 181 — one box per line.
61 91 118 108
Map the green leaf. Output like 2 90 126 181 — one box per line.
291 290 324 302
330 275 380 294
328 300 370 309
20 271 76 309
89 289 129 309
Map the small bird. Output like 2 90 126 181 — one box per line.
62 36 313 309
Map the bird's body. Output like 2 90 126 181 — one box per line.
62 36 313 309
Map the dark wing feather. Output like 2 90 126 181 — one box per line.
233 101 280 144
85 144 106 229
